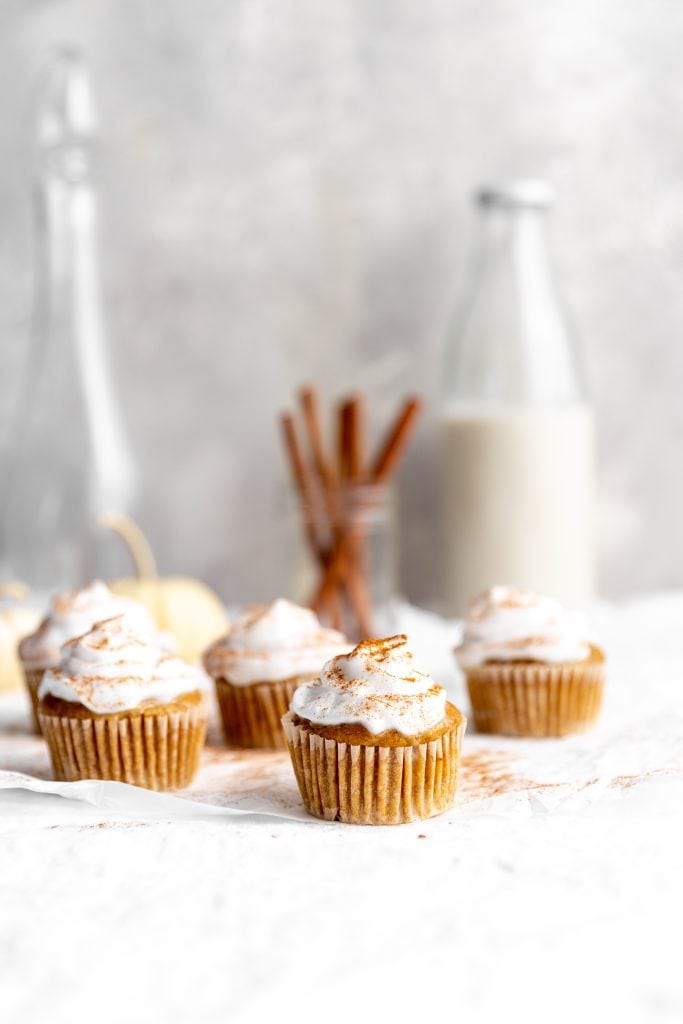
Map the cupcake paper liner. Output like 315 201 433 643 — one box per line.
38 702 207 790
281 709 466 825
214 677 301 749
465 659 605 737
23 668 45 734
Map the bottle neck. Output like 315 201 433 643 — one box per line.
31 153 136 511
479 202 549 270
442 196 588 409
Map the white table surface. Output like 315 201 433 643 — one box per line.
1 594 682 1024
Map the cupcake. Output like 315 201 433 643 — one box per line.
282 634 466 825
455 585 605 737
38 613 208 790
19 580 170 733
203 598 352 750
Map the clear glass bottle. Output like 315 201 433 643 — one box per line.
1 51 136 599
440 181 596 613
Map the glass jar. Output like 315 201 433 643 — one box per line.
289 481 397 640
440 181 596 613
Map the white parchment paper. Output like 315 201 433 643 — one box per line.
1 594 682 827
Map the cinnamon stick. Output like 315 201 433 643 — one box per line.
338 399 352 482
280 412 324 561
340 393 373 632
339 394 365 481
371 396 423 481
298 386 347 629
299 386 338 491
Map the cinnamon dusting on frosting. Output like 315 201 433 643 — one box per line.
203 598 352 686
289 633 448 736
38 613 207 714
456 585 591 669
19 580 169 670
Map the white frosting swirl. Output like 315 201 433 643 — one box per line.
38 613 208 714
290 634 447 736
203 598 352 686
19 580 172 670
456 585 590 668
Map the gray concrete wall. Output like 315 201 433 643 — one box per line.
1 1 682 603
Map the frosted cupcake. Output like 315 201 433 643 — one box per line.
455 586 605 737
282 634 466 825
38 613 208 790
203 598 352 749
19 580 169 733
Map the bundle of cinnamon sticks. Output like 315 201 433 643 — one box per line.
280 386 423 639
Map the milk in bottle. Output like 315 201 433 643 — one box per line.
440 182 595 614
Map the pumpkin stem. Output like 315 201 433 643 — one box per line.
98 512 158 581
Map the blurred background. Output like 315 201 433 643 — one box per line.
1 0 681 605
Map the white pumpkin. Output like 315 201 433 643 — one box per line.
101 513 228 664
0 584 41 692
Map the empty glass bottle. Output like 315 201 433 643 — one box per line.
1 50 136 599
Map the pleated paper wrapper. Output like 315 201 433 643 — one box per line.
38 702 207 791
465 659 605 737
281 709 466 825
214 677 301 749
23 668 45 734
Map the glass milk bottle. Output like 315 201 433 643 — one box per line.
440 181 595 614
1 51 136 597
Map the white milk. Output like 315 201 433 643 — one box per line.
441 404 595 614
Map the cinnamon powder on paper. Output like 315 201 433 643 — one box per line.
459 748 561 803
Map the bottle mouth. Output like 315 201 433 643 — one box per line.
476 179 555 210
